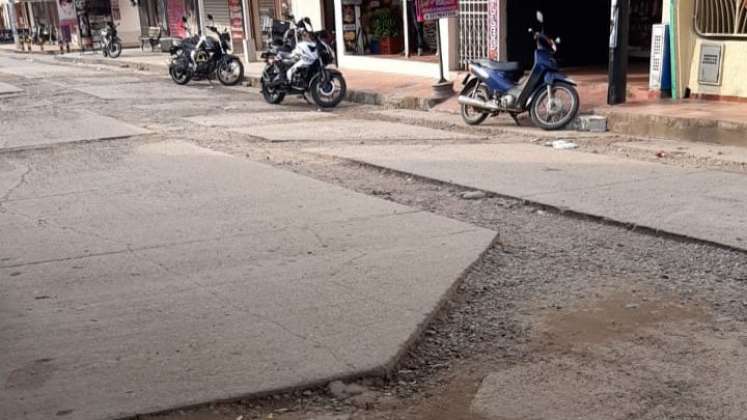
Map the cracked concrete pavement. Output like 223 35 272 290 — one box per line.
0 55 495 420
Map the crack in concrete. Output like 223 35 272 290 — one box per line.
0 163 32 204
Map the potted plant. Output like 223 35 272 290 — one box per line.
370 8 402 55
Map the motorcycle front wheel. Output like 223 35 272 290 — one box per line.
169 58 193 85
217 57 244 86
529 83 580 131
108 40 122 58
310 71 347 108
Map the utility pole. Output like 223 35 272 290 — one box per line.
7 1 20 49
607 0 630 105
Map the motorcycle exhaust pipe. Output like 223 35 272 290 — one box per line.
458 95 499 111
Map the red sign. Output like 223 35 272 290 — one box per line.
167 0 186 38
487 0 498 59
416 0 459 22
228 0 244 41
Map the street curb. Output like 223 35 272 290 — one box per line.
316 153 747 255
595 107 747 147
244 75 443 112
54 54 167 73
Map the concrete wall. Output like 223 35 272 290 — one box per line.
673 0 695 99
672 0 747 99
115 0 141 47
687 39 747 98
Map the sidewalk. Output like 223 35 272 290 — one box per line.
596 100 747 147
310 142 747 252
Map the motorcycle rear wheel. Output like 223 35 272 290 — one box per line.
169 59 193 85
310 72 346 108
460 84 490 126
260 67 286 104
108 41 122 58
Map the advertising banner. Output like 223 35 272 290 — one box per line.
416 0 458 22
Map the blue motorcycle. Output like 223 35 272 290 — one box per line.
458 11 580 130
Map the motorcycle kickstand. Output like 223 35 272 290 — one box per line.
509 112 521 126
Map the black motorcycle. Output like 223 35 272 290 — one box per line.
260 17 346 108
168 15 244 86
100 22 122 58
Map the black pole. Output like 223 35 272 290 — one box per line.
607 0 630 105
436 19 446 83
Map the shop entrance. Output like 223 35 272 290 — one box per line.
340 0 438 62
506 0 662 70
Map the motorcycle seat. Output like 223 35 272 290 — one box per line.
473 60 520 72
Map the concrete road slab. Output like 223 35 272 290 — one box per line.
0 59 99 78
311 143 747 250
0 140 495 420
0 81 22 95
61 76 147 86
184 111 336 128
134 100 280 113
232 119 482 142
0 110 150 150
71 82 221 100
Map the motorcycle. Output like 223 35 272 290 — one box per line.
100 22 122 58
458 11 580 130
260 17 346 108
168 14 244 86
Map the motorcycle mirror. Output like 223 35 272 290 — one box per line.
536 10 544 23
207 14 213 21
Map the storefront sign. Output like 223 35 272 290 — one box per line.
227 0 244 40
167 0 186 38
416 0 459 22
487 0 498 59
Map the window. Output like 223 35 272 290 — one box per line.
695 0 747 38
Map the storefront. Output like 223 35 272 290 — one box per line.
330 0 459 79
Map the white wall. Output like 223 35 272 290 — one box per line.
290 0 322 30
115 0 140 47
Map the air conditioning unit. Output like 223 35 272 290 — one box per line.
649 24 671 91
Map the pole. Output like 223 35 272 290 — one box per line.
436 18 446 83
7 1 20 48
607 0 630 105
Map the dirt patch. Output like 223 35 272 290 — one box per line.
537 288 707 349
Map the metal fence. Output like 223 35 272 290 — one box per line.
459 0 489 69
694 0 747 38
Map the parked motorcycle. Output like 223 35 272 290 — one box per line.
260 17 346 108
100 22 122 58
168 14 244 86
458 11 579 130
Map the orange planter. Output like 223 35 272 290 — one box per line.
378 36 403 55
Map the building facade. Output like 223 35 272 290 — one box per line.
667 0 747 100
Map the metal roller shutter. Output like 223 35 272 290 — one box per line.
203 0 231 28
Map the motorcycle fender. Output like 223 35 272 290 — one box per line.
310 68 342 85
527 75 578 107
543 72 577 86
460 77 479 96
